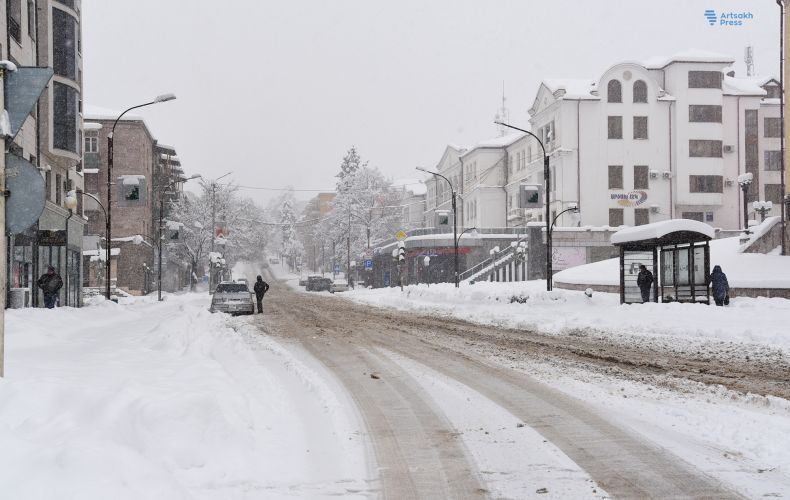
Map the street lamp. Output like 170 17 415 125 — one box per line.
159 173 201 301
207 171 232 290
107 94 176 299
550 205 580 238
738 173 754 234
777 0 787 255
416 166 460 287
494 120 553 291
65 190 109 296
753 200 774 222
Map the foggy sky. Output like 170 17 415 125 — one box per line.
82 0 779 205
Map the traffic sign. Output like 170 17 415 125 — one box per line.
395 230 407 241
333 264 340 273
364 259 373 270
5 154 45 234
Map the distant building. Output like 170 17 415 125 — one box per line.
512 50 781 230
4 0 86 307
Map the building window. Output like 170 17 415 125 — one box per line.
765 150 782 171
609 208 624 226
56 173 62 205
53 82 79 153
705 212 714 223
607 80 622 103
53 7 78 80
633 116 648 139
125 186 140 201
764 117 782 138
27 0 35 39
608 116 623 139
689 104 722 123
765 184 783 205
84 134 98 153
689 139 722 158
688 71 722 89
689 175 723 193
608 165 623 189
633 165 649 189
633 80 647 103
8 0 22 42
634 208 650 226
45 170 52 201
682 211 704 222
765 84 781 99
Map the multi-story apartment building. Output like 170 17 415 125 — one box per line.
83 111 158 295
509 50 781 231
4 0 86 307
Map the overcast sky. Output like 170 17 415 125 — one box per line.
83 0 779 205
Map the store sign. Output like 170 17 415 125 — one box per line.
37 230 67 246
611 190 648 208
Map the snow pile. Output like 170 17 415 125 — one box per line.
0 294 368 498
346 280 790 349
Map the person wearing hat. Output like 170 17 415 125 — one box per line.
37 265 63 309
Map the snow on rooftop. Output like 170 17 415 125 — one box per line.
83 168 99 174
543 79 598 100
462 132 526 156
119 175 146 185
610 219 716 245
166 220 184 230
723 76 768 96
83 122 103 131
643 49 735 69
84 105 145 122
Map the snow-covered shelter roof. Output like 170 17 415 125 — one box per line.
542 78 598 100
643 50 735 70
611 219 716 246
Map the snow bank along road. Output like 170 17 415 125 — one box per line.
257 275 749 499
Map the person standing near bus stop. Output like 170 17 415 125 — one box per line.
637 264 654 303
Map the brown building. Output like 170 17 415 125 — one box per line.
4 0 86 307
82 113 157 295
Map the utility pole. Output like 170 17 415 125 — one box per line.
0 72 6 377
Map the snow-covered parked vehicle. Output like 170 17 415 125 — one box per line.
210 281 255 315
329 279 349 293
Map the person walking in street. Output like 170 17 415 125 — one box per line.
636 264 654 303
253 275 270 314
37 265 63 309
710 265 730 306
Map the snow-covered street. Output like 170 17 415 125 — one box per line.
0 293 370 499
2 269 790 498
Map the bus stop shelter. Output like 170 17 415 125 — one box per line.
611 220 715 305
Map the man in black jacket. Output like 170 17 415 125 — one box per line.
253 275 270 314
636 264 654 303
37 266 63 309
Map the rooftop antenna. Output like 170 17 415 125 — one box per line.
493 81 509 136
745 45 755 77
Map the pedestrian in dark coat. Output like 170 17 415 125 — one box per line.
636 264 654 303
253 275 270 314
37 266 63 309
710 265 730 306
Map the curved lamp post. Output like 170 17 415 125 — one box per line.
107 94 176 299
65 190 109 296
416 166 460 287
777 0 787 255
494 120 553 291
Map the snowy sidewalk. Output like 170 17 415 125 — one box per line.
0 294 369 499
